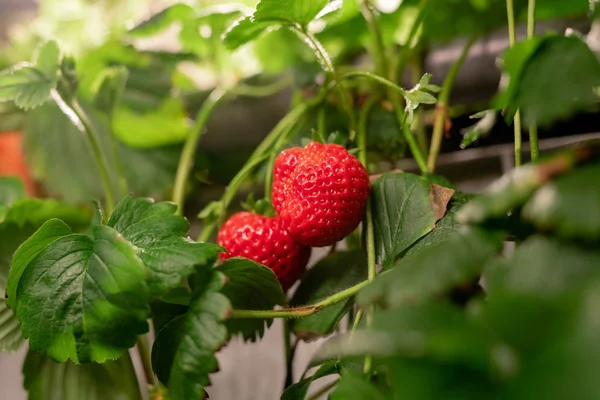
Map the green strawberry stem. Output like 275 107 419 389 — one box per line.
428 35 476 173
340 72 407 96
230 279 371 319
528 0 539 162
136 335 156 385
67 97 116 216
173 87 226 215
506 0 523 167
292 25 357 140
362 0 389 78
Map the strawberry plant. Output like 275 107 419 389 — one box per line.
1 0 600 399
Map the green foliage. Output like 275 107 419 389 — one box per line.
289 250 367 340
152 269 231 400
370 172 454 269
128 4 194 37
329 369 389 400
107 196 221 296
94 66 129 115
23 351 142 400
0 41 60 109
217 257 286 341
281 360 344 400
0 177 25 210
497 35 600 126
7 219 150 363
223 0 329 49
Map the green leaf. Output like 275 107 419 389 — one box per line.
34 40 61 78
0 177 25 209
217 257 285 341
222 0 328 49
357 227 503 309
329 370 388 400
281 360 343 400
8 219 150 363
254 0 329 25
152 269 231 400
318 302 494 369
107 196 221 297
497 35 600 126
522 163 600 240
0 299 23 352
456 147 592 225
94 66 129 115
0 66 56 110
402 192 471 258
112 99 190 148
129 4 194 37
486 236 600 297
371 172 455 269
222 17 276 50
289 250 368 340
23 350 142 400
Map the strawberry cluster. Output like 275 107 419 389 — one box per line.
217 142 370 291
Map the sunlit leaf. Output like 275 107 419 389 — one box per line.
129 4 194 37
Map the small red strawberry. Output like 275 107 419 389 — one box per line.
217 212 311 291
272 142 370 247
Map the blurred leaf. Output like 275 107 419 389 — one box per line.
129 4 194 37
358 227 503 309
113 99 190 148
318 0 361 27
94 66 129 115
0 299 22 352
217 257 286 341
0 66 56 110
25 102 179 203
497 35 600 126
34 40 61 78
371 172 454 269
522 163 600 240
330 370 388 400
8 219 149 363
0 177 25 210
152 269 230 400
456 146 598 225
460 110 496 149
254 28 311 73
318 302 494 369
223 17 275 50
289 250 368 340
486 236 600 297
402 192 471 258
24 351 142 400
281 360 342 400
107 196 221 297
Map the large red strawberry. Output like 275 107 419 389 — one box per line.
0 131 37 196
217 212 311 291
272 142 370 247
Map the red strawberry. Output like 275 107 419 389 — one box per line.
272 142 370 247
0 131 37 196
217 212 311 291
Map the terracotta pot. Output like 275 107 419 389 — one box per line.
0 131 37 197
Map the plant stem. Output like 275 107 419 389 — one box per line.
137 335 156 385
427 35 476 172
293 25 357 139
230 75 293 97
173 88 226 215
396 0 431 76
69 99 116 215
506 0 522 167
397 108 429 173
412 58 429 152
284 319 295 388
340 72 406 95
230 279 371 319
527 0 539 162
361 0 388 77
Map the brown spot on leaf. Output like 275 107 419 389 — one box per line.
430 183 455 223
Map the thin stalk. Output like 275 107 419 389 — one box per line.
70 99 116 215
506 0 522 167
340 72 406 96
397 109 429 173
293 25 357 139
137 335 156 385
284 319 295 388
230 76 293 97
230 279 371 319
173 88 226 215
527 0 539 161
427 35 476 172
362 0 388 77
412 58 429 152
396 0 431 76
